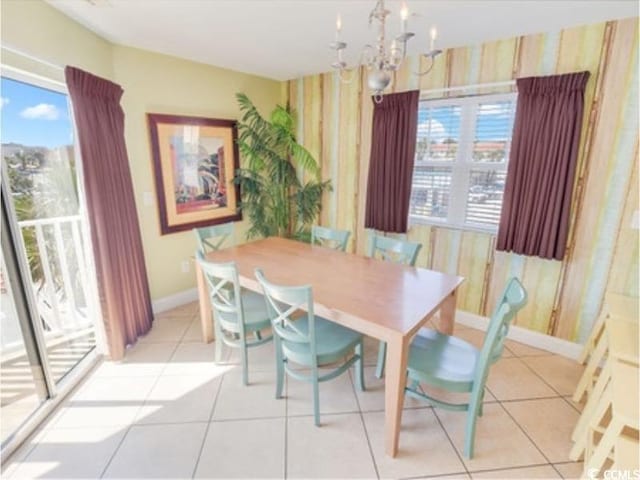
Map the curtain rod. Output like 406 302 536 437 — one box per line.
420 80 516 96
1 45 64 72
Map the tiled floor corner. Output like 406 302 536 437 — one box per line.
3 303 585 479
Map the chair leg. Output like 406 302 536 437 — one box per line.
375 341 387 379
312 369 320 427
464 390 484 459
241 343 249 386
214 319 223 363
571 383 612 461
354 341 365 392
478 389 485 417
584 418 623 477
572 361 611 444
573 335 606 402
275 339 284 399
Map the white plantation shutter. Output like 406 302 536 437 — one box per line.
409 92 517 232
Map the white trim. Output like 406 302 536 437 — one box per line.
1 64 66 92
1 45 64 71
453 310 583 360
420 80 516 97
151 288 198 314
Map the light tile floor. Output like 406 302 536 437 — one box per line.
2 302 586 479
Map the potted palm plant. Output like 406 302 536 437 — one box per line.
234 93 331 240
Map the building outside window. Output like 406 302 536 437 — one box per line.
409 92 517 232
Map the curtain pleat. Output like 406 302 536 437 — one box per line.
65 66 153 360
497 71 590 260
364 90 420 233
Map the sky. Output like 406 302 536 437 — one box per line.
1 76 73 149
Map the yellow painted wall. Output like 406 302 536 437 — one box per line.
1 0 282 301
289 19 639 343
112 46 281 298
1 0 114 81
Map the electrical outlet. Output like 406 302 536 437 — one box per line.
181 260 190 273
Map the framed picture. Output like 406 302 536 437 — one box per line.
147 114 241 235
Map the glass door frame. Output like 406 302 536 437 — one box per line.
0 65 104 462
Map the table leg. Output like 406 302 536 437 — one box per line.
437 289 458 335
384 335 410 457
196 261 213 343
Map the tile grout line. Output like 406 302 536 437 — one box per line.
514 353 585 414
190 366 226 478
495 351 576 470
517 354 576 399
348 368 381 480
495 398 556 468
99 341 181 478
453 460 566 477
431 407 471 477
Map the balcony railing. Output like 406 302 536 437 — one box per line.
2 215 96 350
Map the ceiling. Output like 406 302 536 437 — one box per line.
48 0 637 81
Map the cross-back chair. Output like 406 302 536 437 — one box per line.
196 250 272 385
367 233 423 378
193 222 234 254
255 268 365 426
310 225 351 252
405 277 527 458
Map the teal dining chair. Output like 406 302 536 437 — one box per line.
196 250 272 386
311 225 351 252
193 222 234 254
255 268 365 426
405 277 527 458
368 233 422 378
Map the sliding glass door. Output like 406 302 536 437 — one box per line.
0 70 101 451
0 212 49 445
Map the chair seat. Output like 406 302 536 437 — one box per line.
282 315 363 366
407 329 479 392
218 290 270 332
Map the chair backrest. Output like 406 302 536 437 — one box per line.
196 250 244 335
255 269 317 357
472 277 528 393
311 225 351 252
367 233 422 266
193 223 234 254
311 225 350 251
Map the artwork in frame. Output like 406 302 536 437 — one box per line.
147 114 241 234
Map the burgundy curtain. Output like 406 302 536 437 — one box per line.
496 71 590 260
364 90 419 233
65 66 152 360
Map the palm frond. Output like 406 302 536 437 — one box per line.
234 92 331 241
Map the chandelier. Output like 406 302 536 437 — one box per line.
330 0 442 103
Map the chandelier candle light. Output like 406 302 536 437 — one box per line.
330 0 442 103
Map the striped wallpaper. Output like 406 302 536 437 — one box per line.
286 18 638 343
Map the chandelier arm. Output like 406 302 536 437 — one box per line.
415 54 437 77
330 0 439 96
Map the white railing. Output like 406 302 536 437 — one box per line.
15 215 94 336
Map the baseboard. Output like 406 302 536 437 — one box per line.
150 289 583 360
454 310 583 360
151 288 198 314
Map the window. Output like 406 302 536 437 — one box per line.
409 92 517 232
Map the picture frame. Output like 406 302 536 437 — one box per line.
147 113 242 235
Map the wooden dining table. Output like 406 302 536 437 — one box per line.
196 237 464 457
